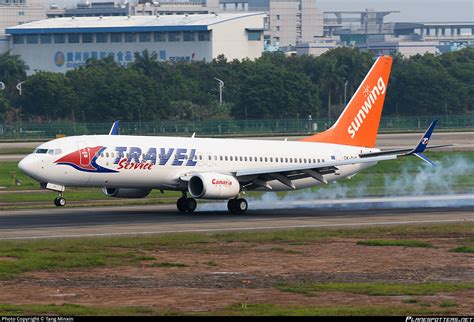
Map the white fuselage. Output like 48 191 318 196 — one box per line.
20 135 379 194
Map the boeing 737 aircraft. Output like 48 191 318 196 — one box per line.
18 55 449 214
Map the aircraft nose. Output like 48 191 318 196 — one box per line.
18 155 38 178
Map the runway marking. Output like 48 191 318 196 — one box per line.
0 218 470 241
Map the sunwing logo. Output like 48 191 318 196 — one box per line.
347 76 386 139
55 146 118 173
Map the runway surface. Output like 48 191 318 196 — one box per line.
1 131 472 161
1 194 473 240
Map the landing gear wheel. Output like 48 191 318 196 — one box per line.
236 198 248 214
227 199 237 213
228 198 248 214
177 197 187 213
54 197 66 207
185 198 197 213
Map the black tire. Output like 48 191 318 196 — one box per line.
236 198 248 214
53 197 60 207
177 197 187 213
57 197 66 207
186 198 197 213
227 199 236 213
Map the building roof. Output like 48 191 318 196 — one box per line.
6 12 265 35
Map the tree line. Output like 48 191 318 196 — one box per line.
0 47 472 123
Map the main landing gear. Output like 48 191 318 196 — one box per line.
227 198 248 214
54 193 66 207
177 192 197 213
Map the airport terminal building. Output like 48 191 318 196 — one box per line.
6 12 265 74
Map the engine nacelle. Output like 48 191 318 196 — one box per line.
101 187 151 199
188 173 240 199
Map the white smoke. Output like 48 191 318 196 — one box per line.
198 155 474 211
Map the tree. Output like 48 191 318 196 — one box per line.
20 72 77 120
0 94 10 121
132 49 160 77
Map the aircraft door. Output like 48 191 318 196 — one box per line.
76 141 92 184
78 141 91 166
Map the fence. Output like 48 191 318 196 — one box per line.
0 115 472 140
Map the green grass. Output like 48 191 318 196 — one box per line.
150 262 189 268
276 282 474 297
0 222 471 279
449 246 474 253
0 303 165 316
219 303 452 316
0 302 455 316
439 300 458 308
0 148 34 155
207 261 218 267
357 239 433 248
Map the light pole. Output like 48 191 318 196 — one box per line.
214 77 224 105
16 81 25 96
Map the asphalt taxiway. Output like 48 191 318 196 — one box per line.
1 194 472 240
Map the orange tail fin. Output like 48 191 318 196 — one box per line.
301 55 393 148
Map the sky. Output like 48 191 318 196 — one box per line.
317 0 474 22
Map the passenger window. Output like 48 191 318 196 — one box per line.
225 156 228 161
220 156 223 161
240 156 243 161
230 156 233 161
208 155 211 161
106 152 109 158
264 157 268 162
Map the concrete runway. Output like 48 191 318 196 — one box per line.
1 194 473 240
1 132 473 161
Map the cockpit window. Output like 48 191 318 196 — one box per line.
34 148 62 155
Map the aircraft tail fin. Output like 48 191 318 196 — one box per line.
300 55 393 148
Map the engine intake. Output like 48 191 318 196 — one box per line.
188 173 240 199
101 187 151 199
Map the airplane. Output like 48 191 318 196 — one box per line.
18 55 450 214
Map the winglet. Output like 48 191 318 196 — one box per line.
109 120 120 135
408 120 438 166
411 120 437 153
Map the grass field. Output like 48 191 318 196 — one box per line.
1 151 473 209
0 222 472 279
0 222 472 315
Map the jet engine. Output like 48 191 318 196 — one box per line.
188 173 240 199
101 187 151 198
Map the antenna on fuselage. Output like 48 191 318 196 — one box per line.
191 132 196 138
109 120 120 135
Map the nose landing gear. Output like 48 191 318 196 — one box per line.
54 194 66 207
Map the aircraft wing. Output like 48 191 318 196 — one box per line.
233 154 397 190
